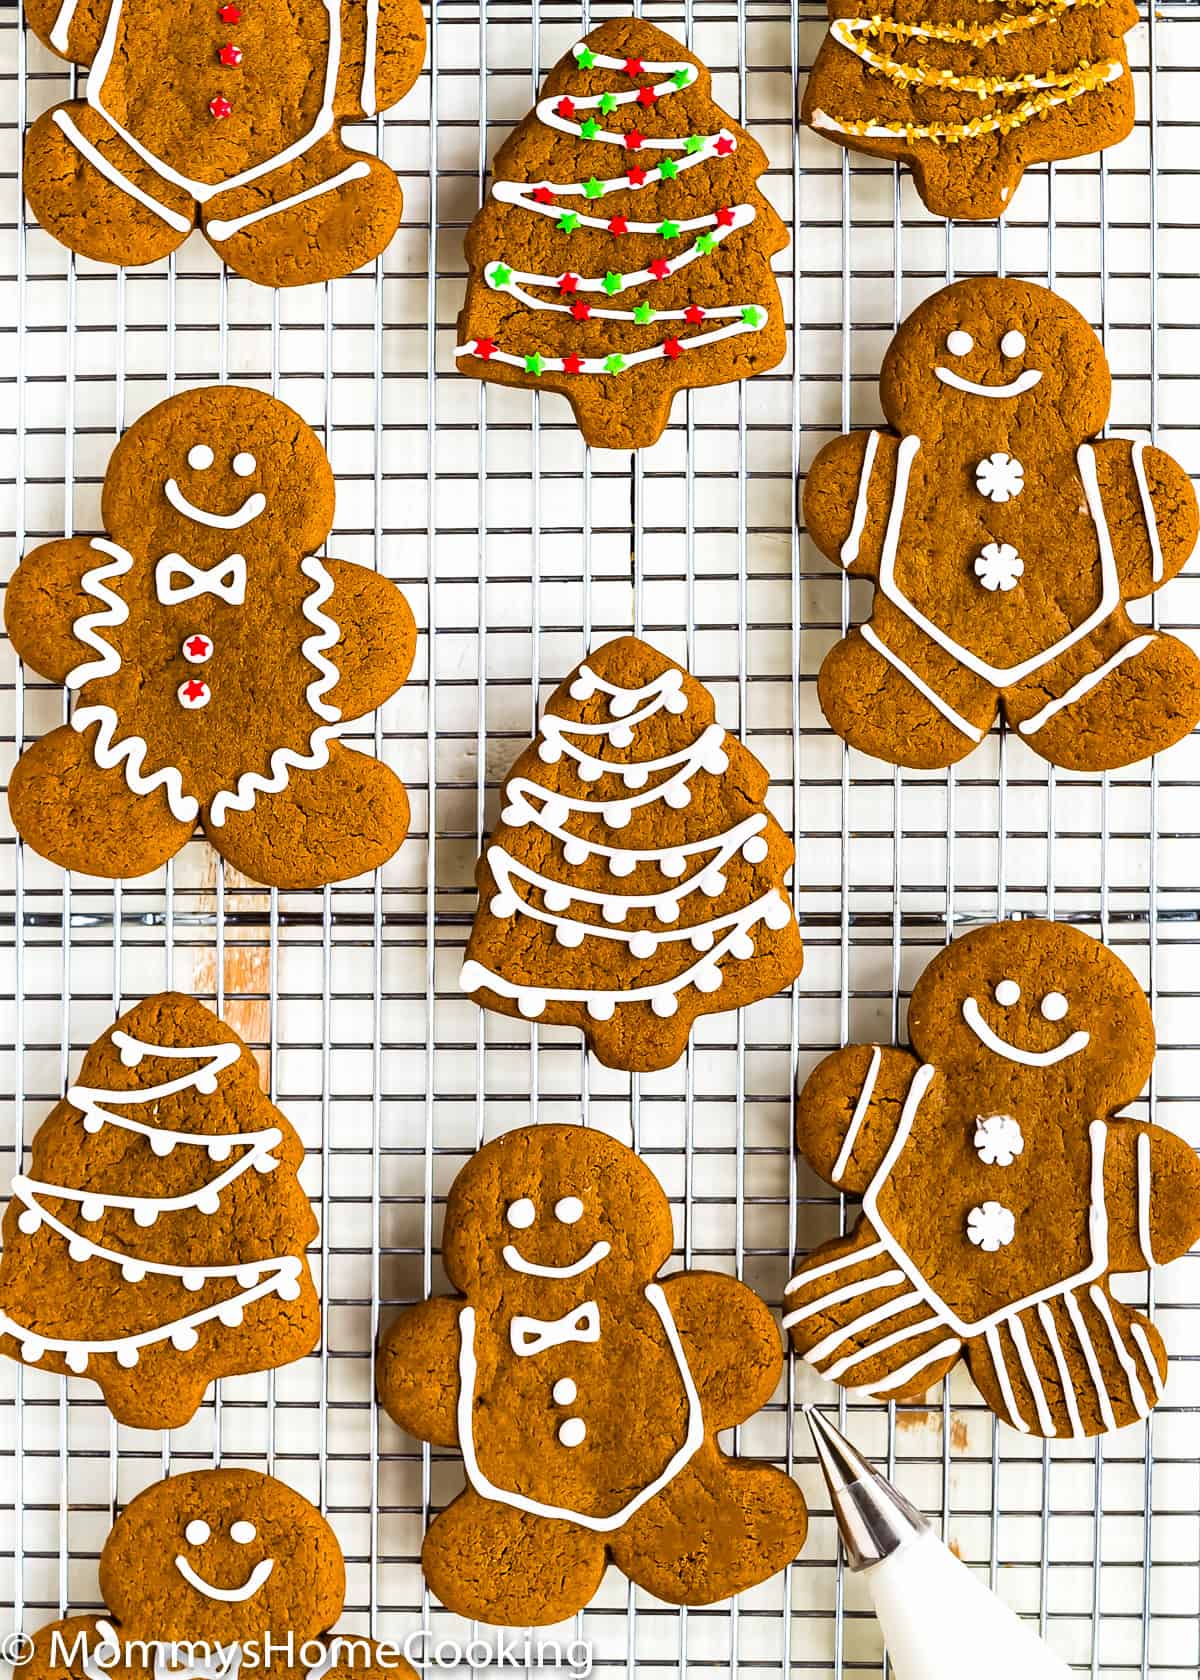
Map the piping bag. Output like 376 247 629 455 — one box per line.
806 1406 1073 1680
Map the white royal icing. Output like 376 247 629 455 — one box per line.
933 366 1043 399
164 481 265 531
860 623 984 743
1130 440 1166 582
51 110 192 232
510 1302 601 1356
1017 634 1156 738
156 553 247 606
503 1241 610 1279
174 1554 275 1603
207 161 373 242
961 995 1090 1065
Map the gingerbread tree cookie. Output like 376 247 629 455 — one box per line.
804 277 1200 772
455 18 788 450
6 385 416 888
786 920 1200 1438
22 0 426 285
0 993 318 1429
801 0 1138 220
459 636 804 1071
378 1124 808 1625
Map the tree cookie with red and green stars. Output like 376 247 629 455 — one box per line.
6 384 415 888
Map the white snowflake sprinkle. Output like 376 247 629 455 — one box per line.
975 452 1024 503
973 1114 1024 1167
974 541 1024 592
967 1200 1016 1252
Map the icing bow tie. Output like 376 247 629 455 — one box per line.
155 552 247 606
509 1301 600 1357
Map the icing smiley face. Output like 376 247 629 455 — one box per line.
961 976 1091 1067
165 444 267 531
175 1516 274 1601
502 1192 612 1278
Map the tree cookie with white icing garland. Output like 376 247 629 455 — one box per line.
786 920 1200 1438
6 384 415 888
21 0 425 285
377 1124 808 1625
11 1467 416 1680
0 993 318 1429
801 0 1138 221
454 18 789 450
804 277 1200 772
459 635 804 1071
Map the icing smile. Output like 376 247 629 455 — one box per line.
934 367 1043 398
165 478 267 529
174 1555 275 1601
502 1240 611 1278
962 996 1090 1066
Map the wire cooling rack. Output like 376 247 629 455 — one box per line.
3 0 1200 1675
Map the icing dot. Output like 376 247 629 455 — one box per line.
700 870 725 898
83 1113 104 1133
177 678 211 710
552 1377 577 1405
17 1210 41 1235
603 802 632 828
664 688 688 715
196 1072 219 1094
558 1417 587 1448
543 885 572 913
231 1521 257 1544
621 766 649 790
490 892 520 918
518 993 546 1019
187 444 214 470
660 852 687 878
459 961 486 994
652 993 678 1018
608 692 638 718
182 1269 206 1292
208 1139 232 1162
185 1520 211 1546
68 1238 91 1261
578 758 603 783
610 726 634 749
65 1348 89 1373
118 1038 143 1067
197 1191 221 1215
587 998 615 1021
151 1134 176 1157
218 1303 245 1327
602 900 629 925
1040 991 1068 1021
1001 329 1027 357
500 803 527 827
630 931 658 960
277 1274 302 1301
730 933 755 960
569 675 596 701
116 1345 140 1368
664 785 691 811
555 1196 584 1224
172 1325 199 1351
232 451 257 477
121 1261 146 1283
555 924 585 948
254 1153 279 1174
691 928 716 953
564 839 589 866
655 900 679 924
507 1198 536 1229
540 797 569 829
80 1198 104 1223
765 896 792 931
21 1339 45 1363
237 1265 262 1287
946 329 974 356
537 738 563 764
608 852 635 877
182 633 212 664
994 979 1021 1007
695 968 723 994
703 746 729 775
742 835 769 865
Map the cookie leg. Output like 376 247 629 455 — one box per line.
202 139 403 287
1007 625 1200 772
203 741 409 888
967 1290 1165 1440
422 1488 606 1625
817 625 997 770
609 1440 807 1604
23 103 194 268
9 725 194 878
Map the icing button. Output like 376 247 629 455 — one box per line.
975 451 1024 503
974 541 1024 593
973 1114 1024 1168
558 1416 586 1448
178 677 211 709
182 633 213 664
967 1200 1016 1252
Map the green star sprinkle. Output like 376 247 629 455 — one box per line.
525 354 544 376
580 117 599 139
660 157 679 180
489 262 512 288
557 211 581 233
600 92 618 114
672 67 691 88
657 219 681 240
633 303 654 324
684 134 704 154
695 232 716 254
575 45 596 67
602 271 623 296
583 176 604 199
742 305 762 327
603 354 626 374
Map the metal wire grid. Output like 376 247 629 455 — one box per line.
2 0 1200 1675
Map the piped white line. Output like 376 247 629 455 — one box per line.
934 367 1043 398
164 479 267 530
962 996 1090 1065
502 1240 610 1278
174 1556 275 1603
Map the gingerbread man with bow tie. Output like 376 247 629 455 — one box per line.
6 384 415 888
376 1123 808 1625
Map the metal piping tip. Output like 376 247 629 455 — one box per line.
804 1405 930 1571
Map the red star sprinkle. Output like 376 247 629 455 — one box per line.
569 301 592 321
607 214 628 235
532 186 555 204
218 41 242 64
636 86 657 106
563 354 585 375
217 3 240 17
716 205 735 226
663 338 683 360
473 338 496 359
624 56 643 74
715 135 735 155
556 97 575 119
558 272 579 293
209 94 233 118
184 635 212 660
684 304 706 324
624 130 644 151
627 165 647 186
649 259 671 279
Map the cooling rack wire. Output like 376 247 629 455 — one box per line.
2 0 1200 1674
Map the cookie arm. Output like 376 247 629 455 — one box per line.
660 1270 782 1431
802 430 900 581
336 0 426 118
323 559 417 722
796 1044 922 1195
1103 1120 1200 1271
376 1296 462 1448
24 0 114 64
1091 438 1199 597
5 538 104 682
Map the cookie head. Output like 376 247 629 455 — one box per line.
441 1124 675 1296
908 920 1154 1111
880 278 1111 446
99 1468 344 1644
101 386 335 560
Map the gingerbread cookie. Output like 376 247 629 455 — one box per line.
7 385 415 888
785 920 1200 1438
377 1124 807 1625
22 0 425 285
455 18 789 450
804 277 1200 772
0 993 318 1429
459 636 804 1071
12 1467 414 1680
801 0 1138 221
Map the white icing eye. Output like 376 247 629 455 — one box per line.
187 445 214 471
184 1520 211 1546
946 330 974 357
994 979 1021 1007
506 1198 536 1229
1000 330 1026 357
1040 991 1068 1022
230 1521 257 1544
555 1196 584 1224
232 451 257 477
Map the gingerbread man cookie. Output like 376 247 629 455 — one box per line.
804 278 1200 771
12 1468 414 1680
785 920 1200 1438
6 385 415 888
377 1124 808 1625
22 0 425 285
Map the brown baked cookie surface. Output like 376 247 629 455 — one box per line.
455 18 789 450
0 992 319 1429
6 385 415 888
801 0 1138 220
22 0 426 285
803 277 1200 772
12 1469 414 1680
786 920 1200 1439
377 1124 808 1625
458 636 804 1072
